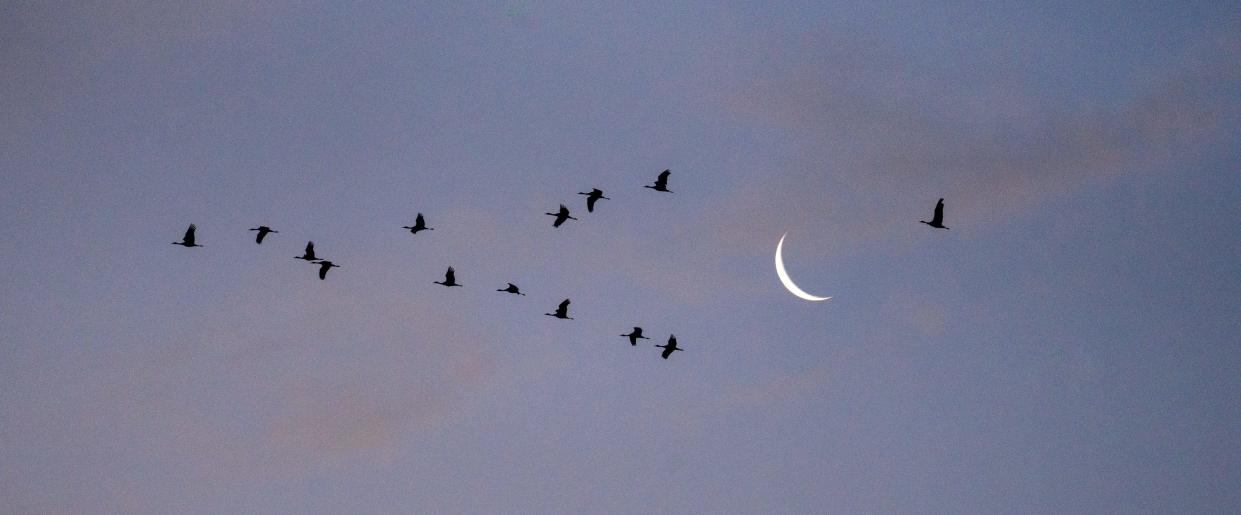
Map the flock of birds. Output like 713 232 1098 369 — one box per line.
172 169 687 360
172 167 951 362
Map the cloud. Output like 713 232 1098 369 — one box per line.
700 28 1240 256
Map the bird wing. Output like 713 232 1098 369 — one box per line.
559 204 569 215
416 213 425 225
305 241 314 254
586 196 597 212
933 199 944 224
319 263 329 279
559 299 570 310
553 215 565 227
668 335 677 347
256 229 267 244
445 267 456 283
507 283 517 289
657 170 670 185
183 224 196 244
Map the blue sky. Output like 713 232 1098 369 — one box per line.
2 2 1239 513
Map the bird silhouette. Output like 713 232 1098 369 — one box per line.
545 298 573 319
402 213 433 234
434 266 462 287
920 198 949 229
545 204 577 228
316 260 339 280
621 327 650 346
577 188 610 212
655 334 683 359
497 283 526 295
249 226 277 244
295 241 321 262
172 224 201 247
644 169 672 192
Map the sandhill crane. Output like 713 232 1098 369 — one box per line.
172 224 201 247
545 299 573 319
295 241 321 262
656 334 683 359
545 204 577 228
621 327 650 346
644 170 672 192
249 226 277 244
402 213 433 234
920 198 949 229
577 188 609 212
497 283 526 295
434 267 462 287
317 260 339 280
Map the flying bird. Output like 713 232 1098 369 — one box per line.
577 188 610 212
545 204 577 228
402 213 433 234
644 169 672 192
920 198 949 230
249 226 277 244
655 335 683 359
172 224 201 247
316 260 339 280
545 299 573 320
434 266 462 287
497 283 526 295
295 241 321 262
621 327 650 346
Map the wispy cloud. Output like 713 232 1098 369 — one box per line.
701 28 1240 256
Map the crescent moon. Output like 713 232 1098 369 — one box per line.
775 232 832 302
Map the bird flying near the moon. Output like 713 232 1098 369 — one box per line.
775 232 832 302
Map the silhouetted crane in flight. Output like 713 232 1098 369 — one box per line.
434 267 462 287
402 213 433 234
644 169 672 192
497 283 526 295
621 327 650 346
545 204 577 228
577 188 609 212
920 198 949 229
545 299 573 319
295 241 321 262
656 335 683 359
172 224 201 247
249 226 277 244
316 260 339 280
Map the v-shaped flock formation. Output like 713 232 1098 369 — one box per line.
173 170 688 360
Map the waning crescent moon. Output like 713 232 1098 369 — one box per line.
775 232 832 302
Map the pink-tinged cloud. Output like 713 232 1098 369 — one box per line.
697 29 1240 257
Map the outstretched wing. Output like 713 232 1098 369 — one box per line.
558 299 571 313
183 224 196 245
586 195 597 212
255 229 267 244
932 199 944 225
445 267 456 283
416 213 425 226
305 241 315 254
656 169 670 186
319 263 329 280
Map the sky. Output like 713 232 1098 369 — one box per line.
2 1 1239 513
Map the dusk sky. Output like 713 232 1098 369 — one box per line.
2 2 1240 513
